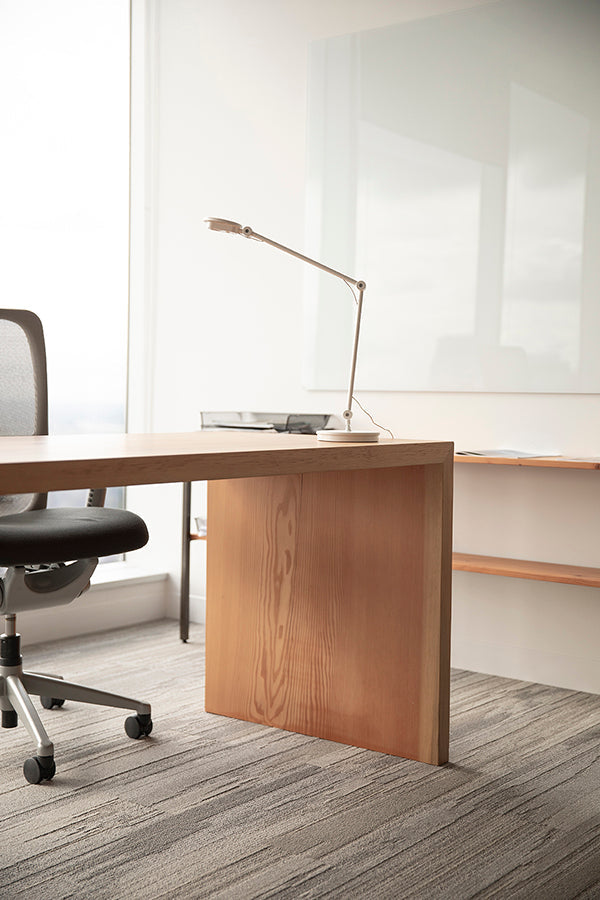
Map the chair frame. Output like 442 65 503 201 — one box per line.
0 308 152 785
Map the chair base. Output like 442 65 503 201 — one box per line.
0 629 152 784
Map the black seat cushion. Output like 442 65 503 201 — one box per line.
0 507 149 566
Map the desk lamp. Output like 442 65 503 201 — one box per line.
205 217 379 442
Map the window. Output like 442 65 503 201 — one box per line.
0 0 131 513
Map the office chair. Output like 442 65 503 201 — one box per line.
0 309 153 784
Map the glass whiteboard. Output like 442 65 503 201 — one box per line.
303 0 600 392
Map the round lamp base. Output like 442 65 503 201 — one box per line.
316 430 379 443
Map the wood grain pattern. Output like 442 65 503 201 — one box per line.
206 462 453 765
453 552 600 587
0 432 453 495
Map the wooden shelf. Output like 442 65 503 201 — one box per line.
453 457 600 588
455 454 600 470
190 533 207 541
452 552 600 588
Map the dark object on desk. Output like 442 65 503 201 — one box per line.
456 449 549 459
285 413 331 433
200 411 343 434
0 309 153 785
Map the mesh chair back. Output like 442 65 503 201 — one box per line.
0 309 48 514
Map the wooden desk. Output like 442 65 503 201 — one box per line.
0 432 454 765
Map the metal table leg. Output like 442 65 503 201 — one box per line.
180 481 191 642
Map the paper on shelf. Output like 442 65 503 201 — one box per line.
455 449 559 458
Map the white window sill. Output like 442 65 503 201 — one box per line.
90 560 168 591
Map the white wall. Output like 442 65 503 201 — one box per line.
133 0 600 692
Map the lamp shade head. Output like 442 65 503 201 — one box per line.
204 217 243 234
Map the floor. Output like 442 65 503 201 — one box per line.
1 620 600 899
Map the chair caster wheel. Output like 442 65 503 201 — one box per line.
23 755 56 784
125 714 153 739
40 696 65 710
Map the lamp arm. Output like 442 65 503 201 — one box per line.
242 227 365 290
343 286 364 428
242 226 365 432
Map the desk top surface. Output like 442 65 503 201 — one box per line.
0 431 453 494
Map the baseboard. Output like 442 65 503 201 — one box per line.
18 570 169 648
164 590 205 625
451 638 600 695
189 593 205 625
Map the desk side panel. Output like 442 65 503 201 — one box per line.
206 463 451 765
